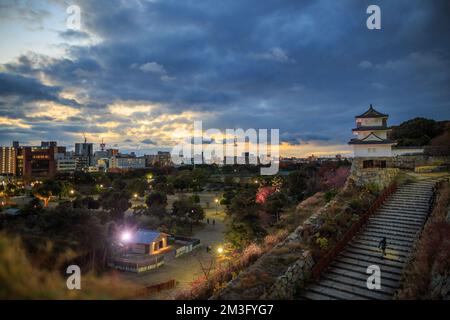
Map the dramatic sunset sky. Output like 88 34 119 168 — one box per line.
1 0 449 156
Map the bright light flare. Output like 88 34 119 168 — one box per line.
217 247 224 254
121 231 132 242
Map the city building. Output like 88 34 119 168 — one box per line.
41 141 57 148
109 155 146 170
144 151 173 167
349 105 396 158
0 146 17 176
56 158 77 173
75 139 94 167
107 148 119 158
21 146 57 179
74 155 90 171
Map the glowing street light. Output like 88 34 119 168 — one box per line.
217 246 224 254
133 193 138 199
121 231 132 242
99 184 103 188
70 189 75 195
214 198 219 215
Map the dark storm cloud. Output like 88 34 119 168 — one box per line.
140 139 157 145
0 72 79 107
1 0 450 148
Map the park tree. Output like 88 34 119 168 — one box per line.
191 194 200 203
225 189 265 249
58 181 74 199
129 178 149 197
172 197 205 232
172 172 192 191
33 180 61 207
145 191 167 207
220 190 235 206
264 192 290 223
146 203 168 219
112 178 127 191
73 196 100 210
22 197 44 215
98 191 131 220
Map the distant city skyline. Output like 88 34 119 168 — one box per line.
1 1 449 157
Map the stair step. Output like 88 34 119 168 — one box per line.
364 224 418 236
358 234 413 246
373 217 424 227
330 260 403 280
301 290 337 300
312 278 392 300
391 192 431 198
375 212 425 222
304 284 365 300
377 209 427 218
362 230 415 242
353 239 411 253
384 201 429 208
347 243 409 263
339 251 405 269
327 267 400 289
380 206 428 214
367 222 421 234
344 247 407 264
322 273 396 295
369 217 423 228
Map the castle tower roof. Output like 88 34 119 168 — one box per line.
355 104 388 118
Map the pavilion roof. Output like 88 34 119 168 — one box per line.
356 104 388 118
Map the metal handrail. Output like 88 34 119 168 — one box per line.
311 182 398 280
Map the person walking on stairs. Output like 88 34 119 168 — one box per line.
378 237 387 258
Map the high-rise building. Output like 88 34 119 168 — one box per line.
0 146 17 175
41 141 57 148
75 140 94 167
22 146 57 179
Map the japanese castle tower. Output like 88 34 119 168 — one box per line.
349 105 396 157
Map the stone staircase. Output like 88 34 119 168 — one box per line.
301 179 437 300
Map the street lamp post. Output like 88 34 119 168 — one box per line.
214 198 219 215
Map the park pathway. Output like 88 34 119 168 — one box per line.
301 179 438 300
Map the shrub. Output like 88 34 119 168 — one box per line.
324 189 338 202
365 182 380 195
315 236 329 250
349 198 363 212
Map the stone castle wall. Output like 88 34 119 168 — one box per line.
349 158 399 188
261 251 314 299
